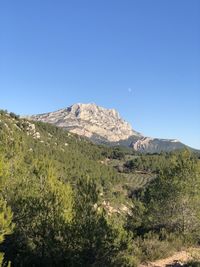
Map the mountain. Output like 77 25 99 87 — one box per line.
29 103 192 153
30 103 141 143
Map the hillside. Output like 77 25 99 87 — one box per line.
0 110 153 211
1 109 198 213
1 109 200 267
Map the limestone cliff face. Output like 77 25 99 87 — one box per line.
30 103 141 142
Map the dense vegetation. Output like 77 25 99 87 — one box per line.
0 110 200 266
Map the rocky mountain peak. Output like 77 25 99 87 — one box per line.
67 103 120 120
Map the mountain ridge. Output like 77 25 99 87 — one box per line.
29 103 195 153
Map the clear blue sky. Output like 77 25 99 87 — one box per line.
0 0 199 149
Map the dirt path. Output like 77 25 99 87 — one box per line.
140 248 200 267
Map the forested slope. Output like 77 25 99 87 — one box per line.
0 110 200 267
